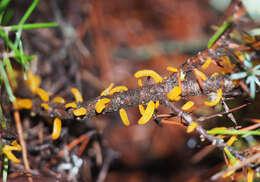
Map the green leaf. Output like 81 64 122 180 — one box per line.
0 61 15 102
249 28 260 36
230 72 247 80
207 129 260 135
19 0 39 25
2 155 8 182
0 22 58 32
208 17 233 48
3 57 17 88
0 0 11 11
1 8 13 26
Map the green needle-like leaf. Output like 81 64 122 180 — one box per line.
208 17 233 48
207 129 260 135
0 61 15 102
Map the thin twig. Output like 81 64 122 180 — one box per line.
211 152 260 180
13 103 33 182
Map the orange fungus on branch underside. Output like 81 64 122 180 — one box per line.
138 101 155 125
119 108 130 126
52 118 62 140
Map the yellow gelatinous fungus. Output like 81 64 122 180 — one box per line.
186 122 198 133
15 98 32 110
2 140 22 163
41 103 49 111
201 58 212 69
166 66 178 72
226 135 237 146
95 98 111 113
167 86 182 101
194 68 207 81
204 89 223 107
134 70 163 83
52 118 62 140
221 56 235 69
73 107 87 117
247 168 254 182
65 102 77 109
235 51 245 62
109 86 128 95
25 71 41 93
71 88 83 102
138 101 155 125
100 83 114 96
51 96 66 104
36 88 49 102
138 105 145 115
119 108 130 126
210 72 219 78
155 101 160 109
137 79 143 87
181 101 194 111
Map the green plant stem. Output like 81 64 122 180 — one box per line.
2 155 8 182
207 129 260 135
0 30 33 67
0 105 7 129
0 0 11 11
18 0 39 25
0 61 15 102
0 22 58 32
207 17 233 48
3 57 17 87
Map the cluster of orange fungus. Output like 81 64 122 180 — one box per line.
194 68 207 81
186 122 198 133
181 101 194 111
71 88 83 102
166 66 178 72
109 86 128 95
204 89 223 107
2 140 22 163
167 86 182 101
25 71 41 93
134 70 163 84
41 103 49 111
119 108 130 126
100 83 114 96
52 118 62 140
36 88 49 102
95 98 110 113
15 98 32 110
201 58 212 69
65 102 77 109
73 107 87 117
51 96 66 104
138 101 155 125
